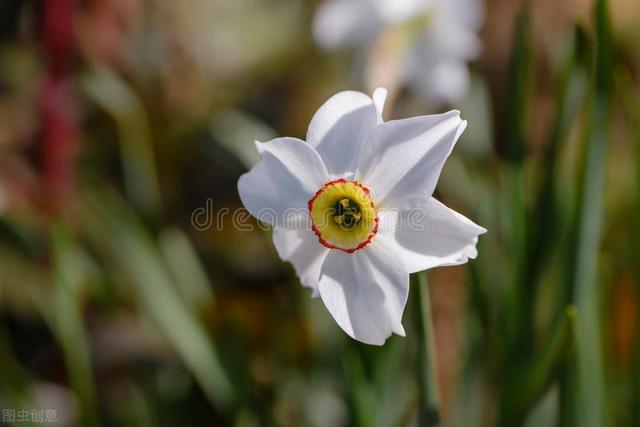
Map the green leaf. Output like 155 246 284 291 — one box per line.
80 189 233 408
568 0 612 425
499 8 533 164
81 67 161 216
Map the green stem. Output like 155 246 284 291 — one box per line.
567 1 611 426
411 272 440 426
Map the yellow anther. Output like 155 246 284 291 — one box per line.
339 199 350 208
334 215 345 224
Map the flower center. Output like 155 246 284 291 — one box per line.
308 179 378 253
333 198 361 229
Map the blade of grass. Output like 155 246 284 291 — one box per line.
498 5 534 362
342 344 376 427
81 67 161 215
559 305 580 426
498 306 576 424
498 26 589 426
526 25 586 297
80 189 232 408
44 225 100 427
568 1 612 425
159 229 216 311
497 7 532 355
342 336 413 427
499 8 532 165
411 272 440 426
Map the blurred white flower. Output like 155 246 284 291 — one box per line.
238 88 485 345
313 0 484 104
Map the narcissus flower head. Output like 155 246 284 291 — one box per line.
313 0 484 104
238 88 485 345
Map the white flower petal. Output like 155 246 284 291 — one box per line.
238 137 328 227
377 197 486 273
356 110 466 209
318 238 409 345
273 226 329 296
306 90 383 179
370 0 426 24
437 0 484 32
312 0 377 50
372 87 387 120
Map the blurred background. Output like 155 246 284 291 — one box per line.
0 0 639 426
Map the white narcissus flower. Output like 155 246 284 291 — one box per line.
238 88 486 345
313 0 483 104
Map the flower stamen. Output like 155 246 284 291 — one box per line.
333 198 362 229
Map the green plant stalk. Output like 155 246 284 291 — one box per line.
497 307 576 425
571 58 608 427
342 345 376 427
499 3 534 366
48 225 101 427
559 306 580 427
497 26 587 426
527 25 582 298
411 272 440 426
504 165 529 352
500 8 532 165
569 1 611 425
